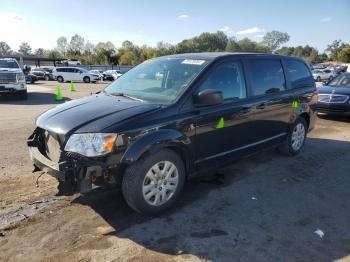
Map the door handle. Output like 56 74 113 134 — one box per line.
240 106 251 114
256 103 266 110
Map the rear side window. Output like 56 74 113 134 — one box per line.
56 68 64 72
249 59 285 96
284 59 313 88
198 61 247 101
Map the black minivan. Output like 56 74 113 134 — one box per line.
28 53 317 214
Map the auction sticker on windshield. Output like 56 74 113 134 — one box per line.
181 59 206 65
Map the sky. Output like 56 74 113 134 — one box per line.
1 0 349 52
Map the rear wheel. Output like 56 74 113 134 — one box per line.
278 117 307 156
122 149 185 215
316 76 321 82
83 76 90 83
57 76 64 83
44 74 50 81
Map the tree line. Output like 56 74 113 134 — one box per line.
0 31 349 65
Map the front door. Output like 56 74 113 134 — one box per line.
193 60 256 169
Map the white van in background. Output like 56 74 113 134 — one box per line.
52 67 100 83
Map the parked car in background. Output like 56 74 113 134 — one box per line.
31 67 55 80
103 70 123 81
89 70 104 80
60 59 81 66
53 67 100 83
25 74 38 84
0 58 27 99
28 52 316 214
316 73 350 116
312 69 335 82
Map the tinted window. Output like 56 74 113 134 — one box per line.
56 68 64 72
324 70 331 73
285 59 313 88
66 68 75 73
249 59 285 96
198 62 246 101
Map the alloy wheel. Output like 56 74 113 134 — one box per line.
291 123 305 151
142 161 179 206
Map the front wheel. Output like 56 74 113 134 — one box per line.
83 76 90 83
57 76 64 83
122 149 185 215
278 117 307 156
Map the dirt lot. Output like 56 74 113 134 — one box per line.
0 81 349 262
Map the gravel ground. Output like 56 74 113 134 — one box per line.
0 81 349 262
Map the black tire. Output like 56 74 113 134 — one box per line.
316 76 321 82
278 117 307 156
44 74 50 81
122 149 185 215
329 76 333 81
57 76 64 83
83 76 90 83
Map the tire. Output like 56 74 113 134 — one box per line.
278 117 307 156
57 76 64 83
329 76 333 81
83 76 90 83
122 149 185 215
44 75 50 81
316 76 321 82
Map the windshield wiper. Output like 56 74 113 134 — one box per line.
109 92 144 102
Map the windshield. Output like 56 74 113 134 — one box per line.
328 73 350 87
0 60 19 69
104 58 208 103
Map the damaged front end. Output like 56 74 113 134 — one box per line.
27 128 121 195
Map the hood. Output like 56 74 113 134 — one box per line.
0 68 22 73
36 93 161 135
318 85 350 95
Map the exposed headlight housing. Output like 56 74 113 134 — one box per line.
65 133 117 157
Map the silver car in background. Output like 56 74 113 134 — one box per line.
312 69 335 82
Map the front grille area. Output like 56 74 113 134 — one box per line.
318 94 349 104
43 130 62 163
0 73 17 84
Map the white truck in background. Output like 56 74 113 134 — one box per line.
0 58 27 99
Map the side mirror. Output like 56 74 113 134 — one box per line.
194 89 223 107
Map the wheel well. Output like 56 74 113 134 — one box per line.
165 145 189 175
134 144 190 177
299 112 310 129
